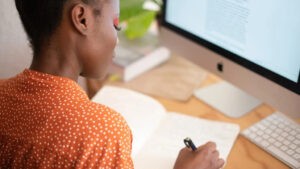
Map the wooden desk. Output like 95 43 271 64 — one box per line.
87 73 299 169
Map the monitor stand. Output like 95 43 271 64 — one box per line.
194 81 262 118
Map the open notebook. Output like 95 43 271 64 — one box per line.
92 86 240 169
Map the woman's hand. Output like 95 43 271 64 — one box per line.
173 141 225 169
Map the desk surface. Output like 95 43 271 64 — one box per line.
87 73 299 169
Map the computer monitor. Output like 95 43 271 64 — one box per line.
160 0 300 118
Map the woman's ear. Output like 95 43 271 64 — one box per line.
71 4 92 35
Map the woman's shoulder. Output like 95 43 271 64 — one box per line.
0 78 10 85
65 100 131 133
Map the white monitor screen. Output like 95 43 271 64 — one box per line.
165 0 300 83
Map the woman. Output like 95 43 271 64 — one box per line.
0 0 224 168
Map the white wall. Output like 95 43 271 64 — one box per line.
0 0 87 91
0 0 31 78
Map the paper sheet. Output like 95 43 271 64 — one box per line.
134 113 240 169
92 86 240 169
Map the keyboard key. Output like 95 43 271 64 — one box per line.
262 134 270 140
276 128 283 134
290 130 297 136
296 148 300 154
280 145 288 151
287 135 295 141
249 133 256 139
272 119 279 125
270 125 276 130
283 140 290 145
281 132 288 137
256 123 266 130
257 130 263 136
261 140 270 147
278 123 285 128
249 127 258 133
284 127 291 132
268 138 276 143
274 141 282 147
271 132 279 138
277 136 284 142
290 144 297 150
290 125 297 130
286 149 294 155
254 137 262 143
265 129 272 134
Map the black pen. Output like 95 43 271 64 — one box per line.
184 137 197 151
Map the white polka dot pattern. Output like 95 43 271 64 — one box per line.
0 69 133 169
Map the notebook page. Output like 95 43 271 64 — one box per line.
92 86 166 157
134 112 240 169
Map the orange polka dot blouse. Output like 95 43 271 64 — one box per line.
0 69 133 169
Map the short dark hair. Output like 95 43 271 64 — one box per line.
15 0 99 56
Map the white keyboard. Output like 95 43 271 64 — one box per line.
241 112 300 169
